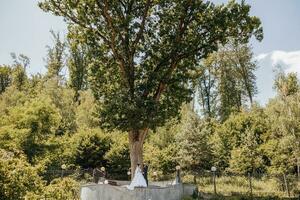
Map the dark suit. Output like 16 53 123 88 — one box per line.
143 165 149 186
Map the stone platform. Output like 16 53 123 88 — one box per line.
80 181 196 200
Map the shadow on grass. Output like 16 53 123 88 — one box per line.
198 192 299 200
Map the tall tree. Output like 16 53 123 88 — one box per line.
10 53 30 73
218 55 243 121
263 72 300 175
39 0 263 175
10 53 30 90
230 43 257 105
176 105 214 172
199 42 258 121
45 31 66 79
274 70 299 98
67 33 89 103
197 55 218 119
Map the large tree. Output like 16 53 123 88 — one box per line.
197 55 218 119
217 43 258 120
263 72 300 175
198 42 258 121
39 0 263 175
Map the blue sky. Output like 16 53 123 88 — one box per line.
1 0 300 105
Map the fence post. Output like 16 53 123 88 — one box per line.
193 175 197 185
211 167 217 196
283 173 290 197
93 168 96 183
248 173 253 199
297 157 300 181
213 171 216 195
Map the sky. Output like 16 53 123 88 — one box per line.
1 0 300 105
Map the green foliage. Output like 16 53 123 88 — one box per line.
144 105 214 176
197 55 218 119
70 129 112 169
10 53 30 91
0 95 61 163
274 70 299 98
75 90 98 128
198 43 258 121
0 149 43 200
263 83 300 174
39 0 262 132
0 86 28 123
45 31 66 79
67 34 89 103
12 64 28 91
212 106 268 172
229 128 265 174
145 142 178 177
176 106 214 172
26 177 79 200
0 65 12 94
41 79 77 134
105 133 130 179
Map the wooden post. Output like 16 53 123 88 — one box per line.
193 175 197 185
213 171 217 195
297 157 300 181
248 173 253 199
283 173 290 197
93 168 96 183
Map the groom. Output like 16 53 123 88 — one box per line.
143 163 149 186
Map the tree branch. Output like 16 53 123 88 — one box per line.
152 1 194 101
97 0 132 91
131 0 152 51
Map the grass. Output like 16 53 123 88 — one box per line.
182 175 300 200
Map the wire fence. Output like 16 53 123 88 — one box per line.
184 171 300 199
43 168 114 182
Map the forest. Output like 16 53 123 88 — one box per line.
0 0 300 199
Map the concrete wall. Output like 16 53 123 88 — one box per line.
80 183 196 200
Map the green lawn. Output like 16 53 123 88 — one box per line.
183 175 300 200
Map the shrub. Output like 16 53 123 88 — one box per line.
0 149 43 200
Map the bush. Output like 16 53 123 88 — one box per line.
105 133 130 180
26 177 79 200
70 128 112 169
0 149 43 200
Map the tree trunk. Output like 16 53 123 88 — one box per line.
128 129 148 179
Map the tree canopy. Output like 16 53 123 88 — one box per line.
39 0 263 132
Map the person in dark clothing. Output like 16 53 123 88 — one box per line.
143 163 149 186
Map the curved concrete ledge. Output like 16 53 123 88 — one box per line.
80 182 196 200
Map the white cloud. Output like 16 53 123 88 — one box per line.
255 53 268 61
254 50 300 105
257 50 300 76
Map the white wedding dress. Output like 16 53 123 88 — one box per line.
126 166 147 190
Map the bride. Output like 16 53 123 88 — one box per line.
127 164 147 190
